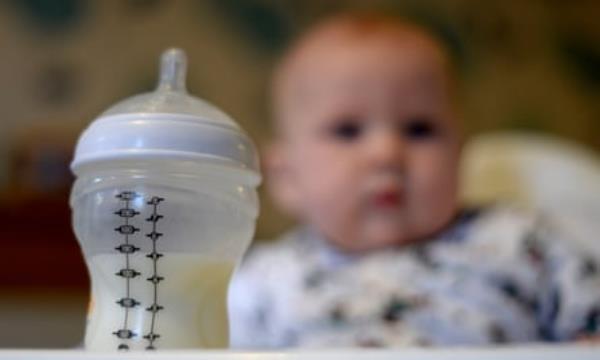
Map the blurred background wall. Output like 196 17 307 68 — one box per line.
0 0 598 348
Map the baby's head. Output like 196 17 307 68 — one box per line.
267 13 462 253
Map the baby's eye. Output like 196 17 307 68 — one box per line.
329 118 364 141
403 117 437 140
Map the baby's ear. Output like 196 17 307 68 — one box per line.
263 141 302 217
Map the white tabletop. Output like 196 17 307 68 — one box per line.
0 344 598 360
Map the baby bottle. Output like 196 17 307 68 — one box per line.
70 48 260 351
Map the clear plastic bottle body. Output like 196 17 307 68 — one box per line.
70 159 259 351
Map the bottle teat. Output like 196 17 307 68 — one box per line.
158 48 187 93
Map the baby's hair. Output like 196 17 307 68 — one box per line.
270 11 460 135
294 11 443 45
274 11 455 82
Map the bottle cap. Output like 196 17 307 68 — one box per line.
71 48 259 182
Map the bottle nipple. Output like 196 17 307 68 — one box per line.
157 48 187 93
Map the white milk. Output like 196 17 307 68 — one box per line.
85 253 234 351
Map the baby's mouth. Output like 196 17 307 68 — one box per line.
370 188 404 209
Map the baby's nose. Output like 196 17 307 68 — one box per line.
365 128 406 168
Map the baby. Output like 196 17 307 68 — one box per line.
229 13 600 348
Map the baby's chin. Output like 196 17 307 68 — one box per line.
323 204 460 253
327 222 426 253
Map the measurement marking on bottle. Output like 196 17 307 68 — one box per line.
145 196 165 350
115 225 139 235
115 244 140 254
114 191 141 350
116 269 141 278
116 297 140 308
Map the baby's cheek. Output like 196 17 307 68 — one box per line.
310 202 361 250
307 180 365 249
412 144 458 191
409 150 460 223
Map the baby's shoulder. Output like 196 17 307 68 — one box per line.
456 204 543 246
428 204 560 270
449 203 594 268
234 229 315 289
468 204 539 233
243 230 307 265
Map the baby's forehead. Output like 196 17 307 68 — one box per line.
276 21 449 97
278 18 447 82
